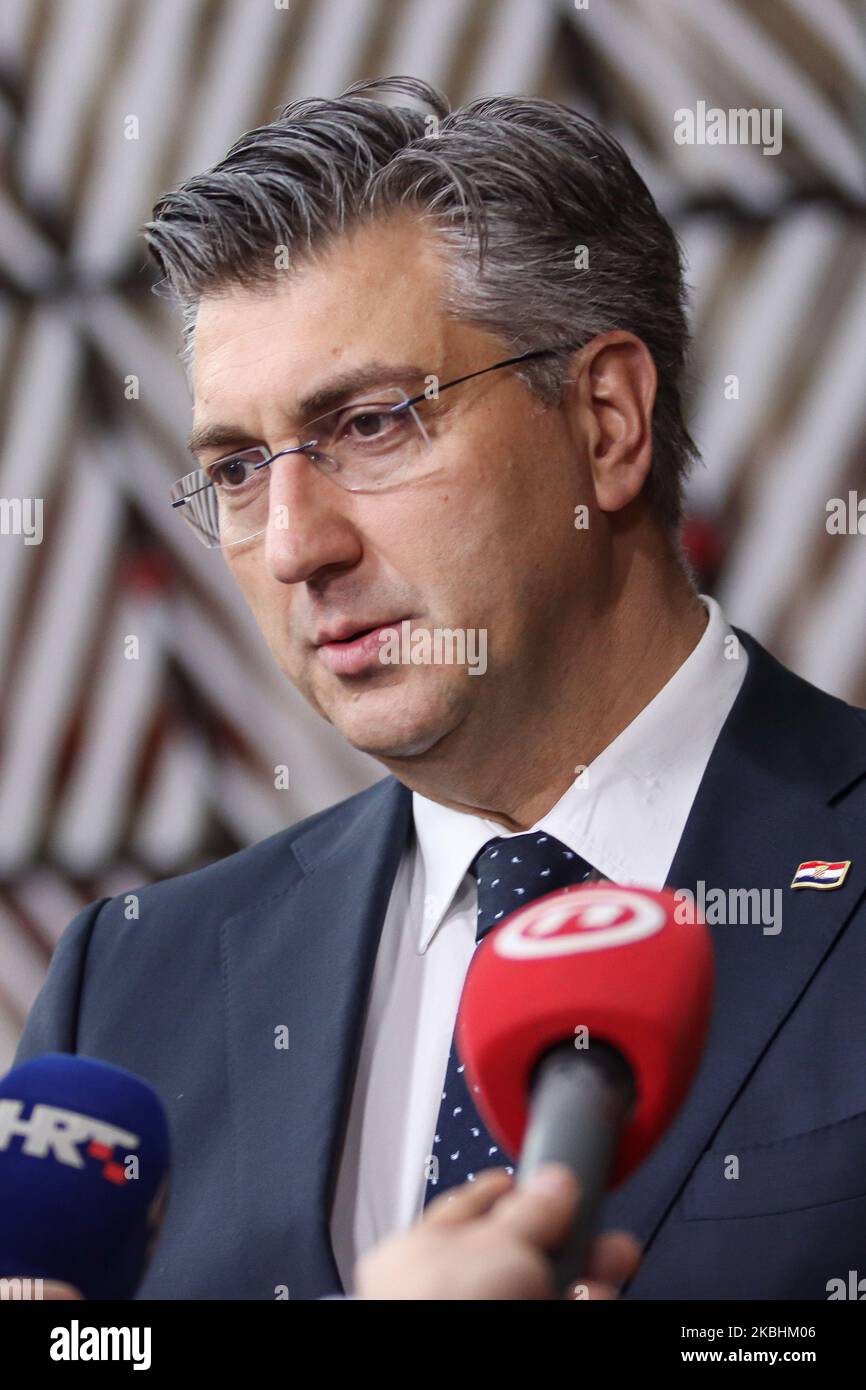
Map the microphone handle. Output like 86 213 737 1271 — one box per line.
516 1039 636 1297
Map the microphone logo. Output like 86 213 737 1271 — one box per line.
0 1099 139 1184
493 886 667 959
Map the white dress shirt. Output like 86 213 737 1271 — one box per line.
328 594 747 1291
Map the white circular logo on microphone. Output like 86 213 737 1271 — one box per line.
493 887 666 958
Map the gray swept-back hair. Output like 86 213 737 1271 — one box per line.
143 75 698 528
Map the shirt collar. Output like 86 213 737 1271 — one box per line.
411 594 746 951
412 795 504 952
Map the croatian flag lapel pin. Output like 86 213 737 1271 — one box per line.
790 859 852 890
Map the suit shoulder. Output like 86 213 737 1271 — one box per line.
98 774 395 929
738 629 866 735
734 630 866 815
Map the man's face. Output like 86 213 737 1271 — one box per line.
190 214 599 763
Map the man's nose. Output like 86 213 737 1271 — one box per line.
262 452 361 583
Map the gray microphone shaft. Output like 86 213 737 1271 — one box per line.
516 1039 636 1297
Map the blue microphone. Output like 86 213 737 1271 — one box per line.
0 1054 170 1299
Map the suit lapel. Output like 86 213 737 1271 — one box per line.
602 630 866 1269
221 775 412 1298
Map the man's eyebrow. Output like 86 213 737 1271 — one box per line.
186 361 432 459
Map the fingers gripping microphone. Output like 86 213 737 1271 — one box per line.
0 1054 170 1299
456 883 713 1292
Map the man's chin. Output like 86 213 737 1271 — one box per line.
296 654 472 760
325 686 464 762
337 716 447 761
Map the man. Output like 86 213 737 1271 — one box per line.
15 76 866 1301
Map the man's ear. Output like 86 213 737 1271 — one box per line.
568 331 657 514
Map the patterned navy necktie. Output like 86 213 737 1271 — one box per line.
423 830 595 1205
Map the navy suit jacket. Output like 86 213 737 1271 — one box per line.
14 629 866 1299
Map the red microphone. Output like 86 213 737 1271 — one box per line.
456 882 713 1290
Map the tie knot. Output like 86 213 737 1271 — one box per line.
470 830 594 943
468 836 505 878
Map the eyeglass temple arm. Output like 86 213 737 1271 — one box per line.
401 345 579 412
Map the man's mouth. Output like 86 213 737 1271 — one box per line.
315 617 404 646
316 618 408 676
326 624 384 644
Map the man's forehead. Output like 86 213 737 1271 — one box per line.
193 212 450 368
188 221 476 453
192 277 449 374
193 290 447 385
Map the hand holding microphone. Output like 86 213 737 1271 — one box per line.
356 1162 641 1300
457 879 713 1294
358 879 712 1299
